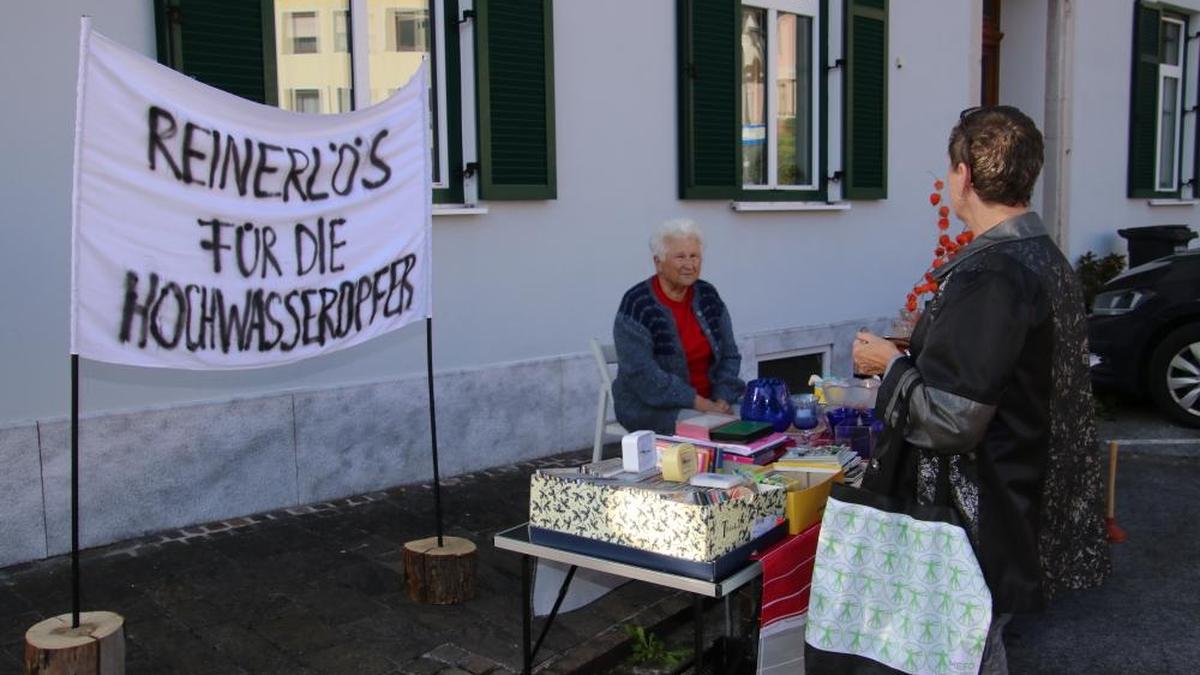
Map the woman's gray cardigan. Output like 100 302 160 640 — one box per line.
611 277 744 434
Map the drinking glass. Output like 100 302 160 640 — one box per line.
835 423 872 460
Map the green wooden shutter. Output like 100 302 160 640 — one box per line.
1129 2 1162 198
678 0 738 199
475 0 556 200
435 0 465 205
843 0 888 200
153 0 275 105
1195 16 1200 198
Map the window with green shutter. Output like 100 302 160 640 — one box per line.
1128 2 1190 199
843 0 887 200
678 0 738 199
154 0 558 206
678 0 886 203
475 0 557 200
154 0 275 106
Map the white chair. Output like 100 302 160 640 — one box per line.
590 338 628 462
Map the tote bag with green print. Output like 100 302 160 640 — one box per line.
804 484 992 675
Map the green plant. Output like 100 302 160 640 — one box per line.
1076 251 1126 309
622 623 690 669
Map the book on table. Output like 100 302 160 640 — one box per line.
674 413 739 440
709 420 774 443
656 431 790 458
720 445 788 466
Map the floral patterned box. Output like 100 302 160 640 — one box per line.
528 472 786 562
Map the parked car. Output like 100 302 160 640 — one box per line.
1088 249 1200 427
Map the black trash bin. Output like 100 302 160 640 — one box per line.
1117 225 1197 267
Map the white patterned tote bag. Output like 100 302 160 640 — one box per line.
805 484 992 675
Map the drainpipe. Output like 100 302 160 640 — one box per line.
1042 0 1074 251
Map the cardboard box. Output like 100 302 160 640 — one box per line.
529 472 786 562
769 466 843 535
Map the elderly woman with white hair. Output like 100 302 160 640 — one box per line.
611 219 744 435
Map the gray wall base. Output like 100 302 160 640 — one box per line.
0 317 888 568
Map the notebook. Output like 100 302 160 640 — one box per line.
710 420 774 443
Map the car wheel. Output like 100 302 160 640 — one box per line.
1148 323 1200 428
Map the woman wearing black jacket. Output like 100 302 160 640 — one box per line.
852 106 1110 674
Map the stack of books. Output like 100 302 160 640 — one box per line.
674 413 738 441
664 420 793 469
775 445 864 484
579 457 661 481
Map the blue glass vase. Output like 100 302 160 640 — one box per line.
740 377 795 432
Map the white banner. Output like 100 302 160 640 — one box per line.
70 21 432 370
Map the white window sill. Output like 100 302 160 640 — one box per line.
433 205 489 216
731 201 852 212
1148 198 1198 207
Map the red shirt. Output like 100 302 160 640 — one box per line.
652 277 714 398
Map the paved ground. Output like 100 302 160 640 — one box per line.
1 449 678 675
1 398 1197 674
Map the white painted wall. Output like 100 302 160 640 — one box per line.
999 0 1047 216
1066 0 1200 263
999 0 1046 130
1 0 975 425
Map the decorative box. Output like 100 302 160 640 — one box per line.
771 467 842 535
529 521 788 581
528 472 786 563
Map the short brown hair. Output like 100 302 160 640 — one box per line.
947 106 1044 207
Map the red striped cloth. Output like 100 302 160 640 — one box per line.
755 523 821 629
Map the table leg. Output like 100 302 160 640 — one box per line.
693 594 705 673
531 565 576 661
521 554 532 675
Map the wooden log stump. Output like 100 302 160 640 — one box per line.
24 611 125 675
403 536 477 604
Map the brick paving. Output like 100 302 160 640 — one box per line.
0 448 682 674
3 401 1197 674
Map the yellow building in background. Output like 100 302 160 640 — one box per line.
274 0 428 114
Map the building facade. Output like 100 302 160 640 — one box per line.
2 0 1197 566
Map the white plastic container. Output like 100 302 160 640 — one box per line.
621 430 656 473
823 379 880 408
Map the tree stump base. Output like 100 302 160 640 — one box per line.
24 611 125 675
403 536 477 604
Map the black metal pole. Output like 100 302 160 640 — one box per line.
425 317 444 547
521 554 532 675
70 353 81 628
531 565 577 660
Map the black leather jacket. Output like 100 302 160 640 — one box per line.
865 212 1110 614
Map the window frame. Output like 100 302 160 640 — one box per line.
290 87 321 113
1129 2 1194 200
389 7 431 53
342 0 464 203
740 0 822 194
735 0 828 203
285 10 320 55
336 86 353 113
333 9 350 53
1155 14 1186 193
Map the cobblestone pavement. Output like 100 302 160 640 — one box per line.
2 400 1197 674
0 448 683 674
